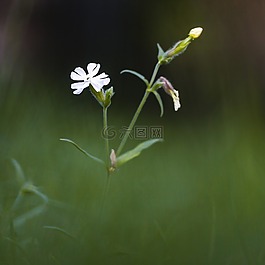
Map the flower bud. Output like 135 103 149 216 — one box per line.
104 87 115 108
188 27 203 39
158 27 203 64
159 76 181 111
109 149 117 172
164 38 191 59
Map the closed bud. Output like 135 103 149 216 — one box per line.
188 27 203 39
104 87 115 108
109 149 117 172
164 38 191 60
158 27 203 64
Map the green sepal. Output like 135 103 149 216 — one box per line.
89 86 114 109
164 36 193 62
60 138 105 165
157 43 166 63
104 86 114 108
116 138 163 167
90 87 105 107
152 91 164 117
121 69 149 86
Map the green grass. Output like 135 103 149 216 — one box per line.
1 90 265 265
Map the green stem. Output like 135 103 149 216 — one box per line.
116 90 149 155
100 107 112 221
116 62 161 156
149 62 161 87
103 107 110 168
99 173 111 220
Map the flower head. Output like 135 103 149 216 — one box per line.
159 76 181 111
70 63 110 94
188 27 203 39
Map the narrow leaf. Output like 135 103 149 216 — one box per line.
153 91 164 117
116 138 163 167
11 159 26 185
14 204 47 228
43 226 75 239
60 138 104 165
121 69 149 86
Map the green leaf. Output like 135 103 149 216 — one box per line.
11 159 26 185
116 138 163 167
60 138 105 165
14 204 47 228
121 69 149 86
43 226 75 239
153 91 164 117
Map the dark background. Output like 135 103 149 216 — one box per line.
1 0 265 265
1 0 264 113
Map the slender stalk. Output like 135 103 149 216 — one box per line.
100 106 111 220
99 172 111 220
103 107 110 167
116 89 150 156
149 62 161 87
116 62 161 156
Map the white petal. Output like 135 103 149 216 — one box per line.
71 81 90 89
171 90 181 111
73 87 85 95
92 76 110 89
70 71 84 81
173 98 181 111
74 67 86 77
101 77 110 86
90 79 104 92
95 74 110 85
97 72 109 79
87 63 100 77
173 89 179 97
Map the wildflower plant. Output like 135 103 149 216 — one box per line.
61 27 203 205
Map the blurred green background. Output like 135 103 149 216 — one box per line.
1 0 265 264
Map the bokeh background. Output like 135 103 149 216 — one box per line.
1 0 265 264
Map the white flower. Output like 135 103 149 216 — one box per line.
70 63 110 94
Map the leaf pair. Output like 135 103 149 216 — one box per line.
60 138 162 170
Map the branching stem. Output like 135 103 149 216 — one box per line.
116 62 161 156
